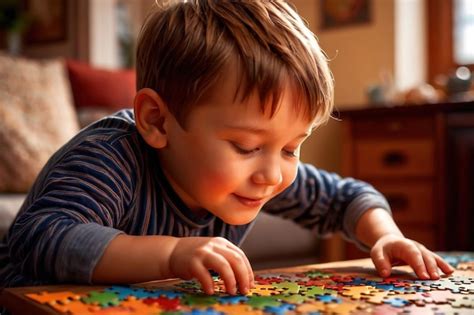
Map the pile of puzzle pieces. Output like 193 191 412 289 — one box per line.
26 253 474 314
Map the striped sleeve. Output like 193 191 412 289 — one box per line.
262 162 391 249
6 139 135 284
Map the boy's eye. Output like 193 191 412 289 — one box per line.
283 149 298 158
231 142 259 155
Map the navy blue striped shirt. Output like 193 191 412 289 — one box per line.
0 109 390 288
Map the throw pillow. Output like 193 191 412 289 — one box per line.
0 54 80 193
66 59 136 109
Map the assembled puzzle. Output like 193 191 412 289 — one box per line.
24 253 474 314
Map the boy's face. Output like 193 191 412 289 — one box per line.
158 78 314 225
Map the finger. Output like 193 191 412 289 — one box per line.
402 246 430 279
419 247 440 279
370 246 392 278
217 246 251 294
191 261 217 295
434 253 455 275
227 244 255 288
203 254 237 295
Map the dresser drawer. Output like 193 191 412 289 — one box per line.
371 181 436 224
353 116 435 138
355 139 435 177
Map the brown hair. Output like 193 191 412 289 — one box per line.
136 0 334 127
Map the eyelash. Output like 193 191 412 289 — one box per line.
231 142 297 158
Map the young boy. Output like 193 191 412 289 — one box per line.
0 0 453 296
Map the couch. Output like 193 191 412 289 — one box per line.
0 54 321 270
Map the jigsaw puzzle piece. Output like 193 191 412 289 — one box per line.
216 295 248 304
143 296 182 311
429 277 474 294
120 296 162 314
294 301 325 313
26 291 82 305
82 290 120 307
181 308 224 315
315 295 341 304
271 281 300 294
451 295 474 308
383 297 410 308
263 303 295 315
92 306 134 314
419 289 458 304
213 304 262 315
303 270 331 279
419 304 474 315
182 294 218 307
106 285 178 300
341 285 379 300
48 299 101 315
325 301 360 315
370 304 400 315
274 293 307 304
246 295 281 309
247 284 278 296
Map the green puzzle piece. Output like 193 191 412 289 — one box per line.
247 296 281 309
82 291 120 307
183 294 218 306
305 270 331 278
274 293 307 304
303 286 336 297
272 281 300 294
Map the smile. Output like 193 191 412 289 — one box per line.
232 194 266 208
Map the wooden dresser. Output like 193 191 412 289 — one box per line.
325 101 474 260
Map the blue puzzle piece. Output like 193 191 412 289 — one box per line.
375 283 401 291
317 295 341 303
345 277 377 286
182 308 224 315
105 285 183 300
105 286 152 300
217 295 248 304
384 297 410 308
264 303 295 315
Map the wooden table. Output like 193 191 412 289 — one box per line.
1 257 472 314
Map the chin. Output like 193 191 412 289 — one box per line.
219 212 260 225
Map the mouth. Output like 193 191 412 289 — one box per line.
232 194 267 208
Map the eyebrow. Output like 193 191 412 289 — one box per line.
223 125 310 140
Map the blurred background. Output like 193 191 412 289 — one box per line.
0 0 473 268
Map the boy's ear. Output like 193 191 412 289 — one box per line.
134 88 169 149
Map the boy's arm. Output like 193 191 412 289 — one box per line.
93 234 254 295
355 208 454 279
263 162 390 248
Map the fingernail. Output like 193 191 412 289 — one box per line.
381 269 388 277
422 272 429 279
432 271 439 278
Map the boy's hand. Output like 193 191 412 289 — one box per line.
370 234 455 279
169 237 254 295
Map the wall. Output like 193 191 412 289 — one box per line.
293 0 397 173
22 0 89 61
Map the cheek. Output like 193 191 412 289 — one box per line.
278 162 299 192
197 158 243 193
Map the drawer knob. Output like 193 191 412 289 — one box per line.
382 151 407 166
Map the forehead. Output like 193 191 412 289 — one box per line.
197 61 315 125
190 74 315 136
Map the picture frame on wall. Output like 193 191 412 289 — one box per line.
320 0 371 30
25 0 67 44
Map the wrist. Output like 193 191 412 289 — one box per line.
163 236 181 278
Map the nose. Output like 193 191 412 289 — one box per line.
251 155 283 186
